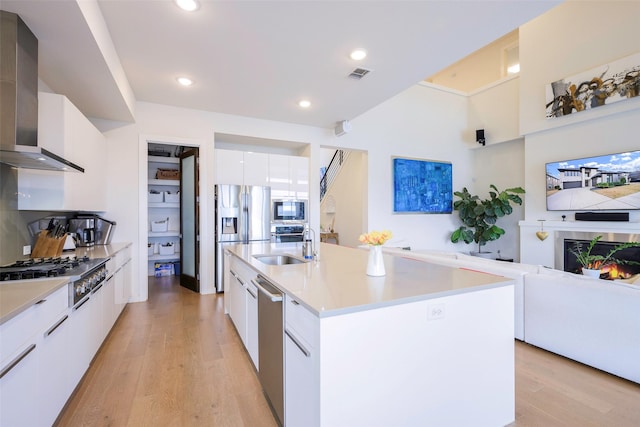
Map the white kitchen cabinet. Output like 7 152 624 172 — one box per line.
38 308 72 426
117 258 132 314
1 285 69 427
246 279 259 369
89 285 104 357
224 250 232 314
18 92 107 211
228 268 247 344
0 337 39 427
284 294 319 427
67 295 92 389
268 154 290 199
243 152 269 186
268 153 309 199
0 303 40 427
228 255 260 369
148 155 180 275
289 155 309 199
215 149 269 186
215 149 244 185
215 149 308 198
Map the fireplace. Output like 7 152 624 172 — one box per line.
563 238 640 279
554 230 640 279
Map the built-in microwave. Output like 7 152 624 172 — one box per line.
272 199 307 222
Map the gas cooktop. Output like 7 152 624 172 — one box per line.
0 255 107 281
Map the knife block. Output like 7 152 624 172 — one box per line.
31 231 67 258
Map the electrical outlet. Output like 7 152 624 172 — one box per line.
23 245 31 256
427 303 445 320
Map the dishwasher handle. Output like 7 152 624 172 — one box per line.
252 277 283 302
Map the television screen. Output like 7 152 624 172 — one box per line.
545 150 640 211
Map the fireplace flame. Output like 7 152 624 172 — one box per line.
600 263 634 280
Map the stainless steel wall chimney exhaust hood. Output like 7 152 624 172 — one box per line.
0 11 84 173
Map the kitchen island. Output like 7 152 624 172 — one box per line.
226 242 515 427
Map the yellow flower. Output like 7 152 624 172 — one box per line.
359 230 392 246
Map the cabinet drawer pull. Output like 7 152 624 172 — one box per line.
92 283 103 293
35 299 47 305
45 315 69 337
247 288 257 299
291 299 300 305
285 329 310 358
74 296 90 310
0 344 36 379
231 270 244 285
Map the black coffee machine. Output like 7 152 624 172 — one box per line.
69 217 95 247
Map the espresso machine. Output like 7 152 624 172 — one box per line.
69 217 96 247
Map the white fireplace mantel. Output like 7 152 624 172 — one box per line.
519 220 640 269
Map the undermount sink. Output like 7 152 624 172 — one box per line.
253 254 308 265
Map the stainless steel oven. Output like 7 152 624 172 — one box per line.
0 256 108 308
271 224 305 243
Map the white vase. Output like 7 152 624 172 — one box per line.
367 245 385 276
582 268 601 278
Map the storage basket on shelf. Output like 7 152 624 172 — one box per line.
159 242 174 255
156 168 180 180
151 218 169 232
164 191 180 203
149 190 163 203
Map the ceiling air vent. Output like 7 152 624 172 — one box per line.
348 67 371 80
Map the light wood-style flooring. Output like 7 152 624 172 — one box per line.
56 276 640 426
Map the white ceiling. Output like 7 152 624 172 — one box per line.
1 0 560 129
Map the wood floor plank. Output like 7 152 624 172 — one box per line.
55 276 640 427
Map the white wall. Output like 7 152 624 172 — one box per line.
468 77 520 145
519 1 640 223
335 84 477 252
320 151 367 247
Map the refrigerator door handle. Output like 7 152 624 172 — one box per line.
241 190 249 242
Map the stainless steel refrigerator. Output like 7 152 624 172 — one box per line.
215 184 271 292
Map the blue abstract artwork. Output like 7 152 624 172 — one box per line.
392 157 452 214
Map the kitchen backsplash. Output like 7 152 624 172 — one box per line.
0 163 63 264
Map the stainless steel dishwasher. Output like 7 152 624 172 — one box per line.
253 275 284 426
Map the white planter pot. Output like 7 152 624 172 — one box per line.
582 268 601 278
470 251 496 260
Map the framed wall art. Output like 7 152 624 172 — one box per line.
546 52 640 119
392 156 452 214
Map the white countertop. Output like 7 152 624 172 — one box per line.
0 277 69 326
227 242 513 317
0 242 132 325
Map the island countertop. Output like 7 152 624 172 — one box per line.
227 242 513 317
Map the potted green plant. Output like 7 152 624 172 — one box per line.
569 235 640 278
450 185 525 258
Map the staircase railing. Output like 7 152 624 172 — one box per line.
320 149 350 201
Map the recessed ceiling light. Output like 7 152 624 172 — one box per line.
350 49 367 61
298 100 311 108
177 77 194 86
175 0 200 12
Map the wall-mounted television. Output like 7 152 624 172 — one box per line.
545 150 640 211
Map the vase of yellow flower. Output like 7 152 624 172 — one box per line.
359 230 392 276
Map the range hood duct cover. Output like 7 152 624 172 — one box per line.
0 11 83 173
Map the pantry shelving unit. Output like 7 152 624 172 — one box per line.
148 152 181 276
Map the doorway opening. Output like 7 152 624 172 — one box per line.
146 141 200 293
